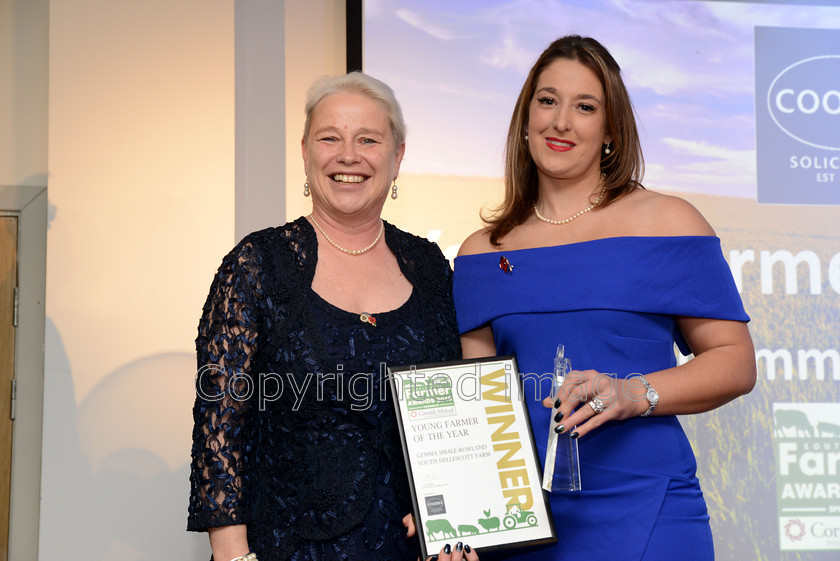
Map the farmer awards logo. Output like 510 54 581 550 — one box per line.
755 27 840 205
405 374 457 420
772 402 840 551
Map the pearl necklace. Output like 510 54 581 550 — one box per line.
534 186 607 225
309 214 384 256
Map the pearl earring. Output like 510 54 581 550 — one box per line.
303 182 310 197
391 182 398 200
604 144 611 155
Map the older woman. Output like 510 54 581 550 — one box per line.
454 36 756 560
187 72 461 561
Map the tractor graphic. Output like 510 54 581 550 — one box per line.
502 502 538 529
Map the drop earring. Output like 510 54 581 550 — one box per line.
524 130 529 142
604 143 611 155
304 182 310 197
391 182 398 200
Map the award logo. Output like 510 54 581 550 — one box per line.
755 27 840 205
772 402 840 551
405 373 457 419
425 494 447 516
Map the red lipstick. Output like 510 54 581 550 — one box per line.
545 137 575 152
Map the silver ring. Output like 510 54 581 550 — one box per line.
588 397 604 414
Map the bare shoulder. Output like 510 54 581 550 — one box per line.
458 228 496 257
622 189 716 237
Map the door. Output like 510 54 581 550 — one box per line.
0 215 17 561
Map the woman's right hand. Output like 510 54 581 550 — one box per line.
426 541 480 561
405 515 480 561
208 525 249 561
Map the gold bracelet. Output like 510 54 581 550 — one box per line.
229 554 257 561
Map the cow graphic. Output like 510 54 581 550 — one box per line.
774 409 814 437
426 518 457 540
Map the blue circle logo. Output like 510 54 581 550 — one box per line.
767 55 840 151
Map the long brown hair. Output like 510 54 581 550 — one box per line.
486 35 644 245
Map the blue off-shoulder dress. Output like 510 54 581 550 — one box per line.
453 236 749 561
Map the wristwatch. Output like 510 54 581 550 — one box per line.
633 375 659 417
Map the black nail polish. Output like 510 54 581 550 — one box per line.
554 398 561 408
554 411 564 423
570 431 579 439
444 544 452 554
554 424 565 434
464 544 472 554
456 542 463 552
428 556 438 561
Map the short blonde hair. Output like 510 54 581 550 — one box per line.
303 71 406 150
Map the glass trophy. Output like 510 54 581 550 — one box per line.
542 344 582 492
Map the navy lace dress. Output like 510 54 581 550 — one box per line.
188 218 461 561
289 288 423 560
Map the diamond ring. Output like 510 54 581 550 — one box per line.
588 397 605 414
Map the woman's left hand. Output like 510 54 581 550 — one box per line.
541 317 757 438
403 513 416 538
541 369 648 439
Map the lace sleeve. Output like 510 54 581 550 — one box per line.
188 240 262 531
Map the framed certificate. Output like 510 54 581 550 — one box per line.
388 356 557 558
